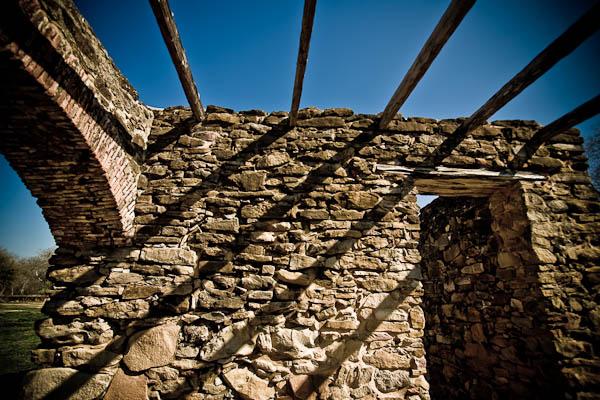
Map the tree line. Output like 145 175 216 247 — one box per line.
0 247 53 296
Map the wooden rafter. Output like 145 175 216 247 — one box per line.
379 0 475 130
289 0 318 127
149 0 205 121
376 164 545 180
452 2 600 137
512 94 600 169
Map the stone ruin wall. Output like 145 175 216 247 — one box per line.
23 105 600 400
2 1 599 399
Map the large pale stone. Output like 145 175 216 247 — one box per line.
276 269 315 286
222 367 275 400
363 350 411 369
140 248 197 265
123 324 181 372
296 116 345 128
104 368 148 400
85 299 150 320
48 266 102 284
122 285 162 300
360 278 399 292
61 344 122 371
269 327 318 359
533 247 558 264
257 152 290 168
206 112 240 125
289 374 314 400
232 171 267 190
346 192 381 209
410 306 426 329
21 368 111 400
203 218 240 233
374 369 410 393
199 321 254 361
37 318 114 345
289 254 318 270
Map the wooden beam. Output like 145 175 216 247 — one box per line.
453 2 600 137
512 94 600 169
149 0 205 121
377 164 545 197
379 0 475 130
289 0 317 127
376 164 545 180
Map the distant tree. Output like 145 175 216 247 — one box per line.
11 249 54 295
0 248 54 295
0 248 17 296
586 128 600 190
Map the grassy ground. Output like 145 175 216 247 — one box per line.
0 303 44 375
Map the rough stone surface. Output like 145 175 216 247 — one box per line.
21 368 112 400
222 367 275 400
103 368 148 400
123 324 181 372
374 369 410 393
139 248 197 265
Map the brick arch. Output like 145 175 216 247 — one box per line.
0 0 153 248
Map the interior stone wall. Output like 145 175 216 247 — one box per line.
420 187 564 400
19 105 599 400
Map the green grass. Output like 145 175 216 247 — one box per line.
0 303 44 375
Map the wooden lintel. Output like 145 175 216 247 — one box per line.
289 0 317 127
376 164 546 180
453 2 600 137
512 94 600 169
379 0 475 130
149 0 205 121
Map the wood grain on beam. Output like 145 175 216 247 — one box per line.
379 0 475 130
376 165 545 180
289 0 317 127
149 0 205 121
512 94 600 169
453 2 600 137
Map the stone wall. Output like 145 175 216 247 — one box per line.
420 139 600 399
15 103 599 400
421 189 563 399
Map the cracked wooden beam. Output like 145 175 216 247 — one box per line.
452 2 600 137
379 0 475 130
289 0 317 127
149 0 205 121
512 94 600 169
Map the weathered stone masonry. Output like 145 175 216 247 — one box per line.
1 1 599 400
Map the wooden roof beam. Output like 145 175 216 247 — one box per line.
379 0 475 130
512 94 600 169
289 0 317 127
452 2 600 138
149 0 205 121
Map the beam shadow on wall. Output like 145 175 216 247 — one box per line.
36 104 578 398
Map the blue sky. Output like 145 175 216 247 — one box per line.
1 0 599 257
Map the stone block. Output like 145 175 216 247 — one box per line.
21 368 112 400
123 324 181 372
140 248 197 265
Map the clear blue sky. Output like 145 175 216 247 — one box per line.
1 0 598 257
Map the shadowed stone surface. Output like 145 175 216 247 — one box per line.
123 324 181 372
21 368 112 400
104 368 148 400
223 367 275 400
